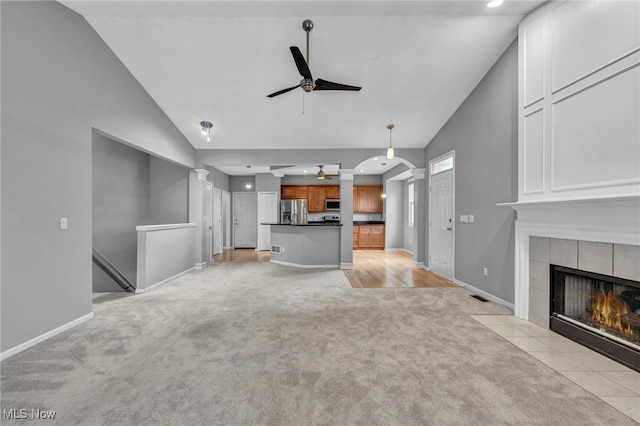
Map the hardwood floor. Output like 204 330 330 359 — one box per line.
213 248 457 289
213 249 271 263
345 250 458 288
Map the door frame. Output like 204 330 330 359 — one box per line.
222 190 231 249
428 150 455 280
213 188 222 256
205 182 213 262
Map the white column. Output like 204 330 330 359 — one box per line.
339 169 355 269
190 169 210 269
410 168 427 268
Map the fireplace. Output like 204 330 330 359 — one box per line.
550 265 640 372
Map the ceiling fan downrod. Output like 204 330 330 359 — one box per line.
302 19 313 66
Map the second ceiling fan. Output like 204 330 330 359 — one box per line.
267 20 362 98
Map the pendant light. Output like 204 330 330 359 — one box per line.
386 124 395 160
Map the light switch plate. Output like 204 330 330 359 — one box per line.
460 215 468 223
468 215 475 223
60 217 68 230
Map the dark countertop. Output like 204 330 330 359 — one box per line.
353 221 385 225
261 222 343 227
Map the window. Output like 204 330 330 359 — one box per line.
408 182 415 228
431 155 453 175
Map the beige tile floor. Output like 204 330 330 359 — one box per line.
471 315 640 423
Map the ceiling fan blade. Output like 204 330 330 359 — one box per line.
290 46 313 81
267 84 301 98
314 78 361 92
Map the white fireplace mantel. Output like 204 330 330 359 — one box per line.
499 194 640 319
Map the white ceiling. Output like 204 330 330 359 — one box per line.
60 0 544 172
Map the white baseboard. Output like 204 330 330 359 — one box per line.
340 262 353 270
385 248 413 254
412 261 425 269
135 267 195 294
453 278 514 310
0 312 94 361
194 262 208 271
271 260 339 269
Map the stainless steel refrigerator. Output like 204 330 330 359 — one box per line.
280 199 308 224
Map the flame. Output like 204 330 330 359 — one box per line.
589 291 633 336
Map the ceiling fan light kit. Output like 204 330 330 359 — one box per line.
267 20 362 98
200 120 213 142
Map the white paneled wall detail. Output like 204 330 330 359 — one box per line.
523 14 545 107
523 108 544 194
518 1 640 201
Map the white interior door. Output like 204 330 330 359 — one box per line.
233 192 257 248
213 188 222 255
257 192 278 251
429 168 454 279
205 182 213 261
223 190 231 249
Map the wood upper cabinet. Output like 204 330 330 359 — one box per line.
308 186 326 212
353 224 385 249
281 185 308 199
325 185 340 199
354 185 383 213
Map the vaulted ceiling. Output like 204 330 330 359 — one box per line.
61 1 543 157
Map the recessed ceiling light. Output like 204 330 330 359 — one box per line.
487 0 503 8
245 183 252 189
373 157 378 161
360 169 364 173
303 170 308 173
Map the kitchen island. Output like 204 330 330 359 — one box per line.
263 223 342 268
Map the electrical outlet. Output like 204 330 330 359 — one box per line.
281 247 285 253
460 215 468 223
483 267 488 277
468 215 475 224
60 217 68 230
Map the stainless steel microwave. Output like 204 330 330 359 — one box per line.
325 199 340 211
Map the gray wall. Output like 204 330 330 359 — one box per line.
384 180 404 249
210 167 230 192
149 156 189 225
92 133 150 291
230 176 256 193
281 175 337 185
424 39 518 303
255 173 281 194
354 175 382 185
1 1 194 353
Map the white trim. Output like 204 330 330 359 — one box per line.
194 168 210 181
385 248 413 254
0 312 94 361
135 267 194 294
194 262 208 270
340 262 354 270
453 278 515 310
271 260 339 269
339 169 355 180
412 261 425 269
135 223 196 232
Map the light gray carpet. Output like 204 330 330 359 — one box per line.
1 262 636 425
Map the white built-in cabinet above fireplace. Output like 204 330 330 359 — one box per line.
518 0 639 202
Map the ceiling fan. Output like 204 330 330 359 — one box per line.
267 20 362 98
311 165 340 180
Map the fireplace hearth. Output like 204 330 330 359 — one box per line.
551 265 640 372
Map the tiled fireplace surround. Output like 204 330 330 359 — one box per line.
527 237 640 328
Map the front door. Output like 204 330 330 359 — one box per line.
233 192 257 248
429 165 454 279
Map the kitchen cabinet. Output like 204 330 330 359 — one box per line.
353 224 385 249
281 185 308 199
308 186 326 212
325 185 340 199
354 185 383 213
